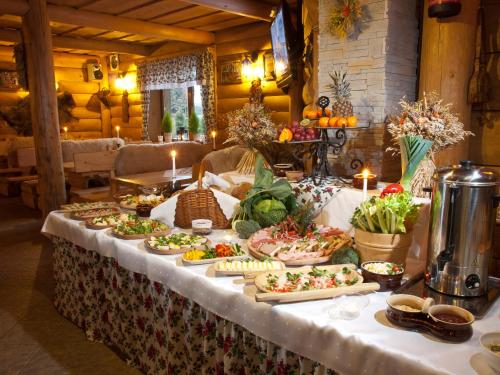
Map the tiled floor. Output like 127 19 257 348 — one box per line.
0 197 140 375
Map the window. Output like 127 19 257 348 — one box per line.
162 85 203 140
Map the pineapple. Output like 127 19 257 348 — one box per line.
328 71 354 117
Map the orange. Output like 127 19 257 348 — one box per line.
328 117 339 127
347 116 358 127
318 117 330 128
337 117 348 128
317 108 332 118
307 110 318 119
278 128 293 142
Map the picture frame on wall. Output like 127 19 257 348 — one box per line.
220 60 242 85
0 71 19 90
263 52 275 81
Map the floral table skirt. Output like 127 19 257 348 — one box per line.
53 237 336 375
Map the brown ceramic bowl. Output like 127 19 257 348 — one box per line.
273 163 293 177
136 203 153 217
386 294 429 327
361 261 404 291
385 295 474 342
286 170 304 182
426 304 474 342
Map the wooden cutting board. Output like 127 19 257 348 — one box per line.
253 264 380 303
255 282 380 303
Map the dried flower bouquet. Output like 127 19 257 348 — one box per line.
224 104 276 174
387 92 473 196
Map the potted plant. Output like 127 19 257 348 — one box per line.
188 112 201 142
161 112 173 142
350 186 421 266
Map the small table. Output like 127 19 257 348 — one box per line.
111 168 192 195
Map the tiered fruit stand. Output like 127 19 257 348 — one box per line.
276 96 368 185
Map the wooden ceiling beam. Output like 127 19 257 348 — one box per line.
0 28 151 56
180 0 273 21
0 0 215 45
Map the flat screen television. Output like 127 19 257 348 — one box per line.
270 1 295 90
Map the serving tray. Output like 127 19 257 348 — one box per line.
85 220 117 230
144 238 211 255
253 264 380 303
182 253 248 266
70 207 121 221
61 201 117 212
111 229 170 240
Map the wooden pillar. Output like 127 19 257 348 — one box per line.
22 0 66 216
418 0 479 166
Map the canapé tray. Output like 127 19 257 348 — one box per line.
253 264 380 303
70 207 121 221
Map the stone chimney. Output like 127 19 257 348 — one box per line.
317 0 419 179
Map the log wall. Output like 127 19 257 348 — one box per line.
0 45 112 139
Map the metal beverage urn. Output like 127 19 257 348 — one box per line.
426 160 500 297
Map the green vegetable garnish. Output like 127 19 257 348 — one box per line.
350 192 420 234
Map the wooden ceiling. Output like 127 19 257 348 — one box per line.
0 0 286 56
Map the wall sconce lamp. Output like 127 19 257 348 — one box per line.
241 51 264 82
115 72 134 123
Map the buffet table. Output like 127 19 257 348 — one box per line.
43 212 499 375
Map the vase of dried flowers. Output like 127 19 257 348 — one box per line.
224 104 276 174
387 92 474 197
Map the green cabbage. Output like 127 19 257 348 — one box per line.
252 199 288 227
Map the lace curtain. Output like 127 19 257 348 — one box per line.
137 49 216 140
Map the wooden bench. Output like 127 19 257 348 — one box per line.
69 150 120 202
0 147 38 197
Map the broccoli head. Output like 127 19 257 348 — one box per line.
331 247 360 267
234 220 261 239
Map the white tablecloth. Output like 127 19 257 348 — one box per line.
42 212 499 375
162 171 431 263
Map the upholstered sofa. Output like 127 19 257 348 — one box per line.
114 141 206 177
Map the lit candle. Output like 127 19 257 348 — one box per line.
362 169 369 201
211 130 216 150
171 150 176 179
63 126 68 140
115 125 120 138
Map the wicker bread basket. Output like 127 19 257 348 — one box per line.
174 167 230 229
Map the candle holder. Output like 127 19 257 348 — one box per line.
353 173 378 190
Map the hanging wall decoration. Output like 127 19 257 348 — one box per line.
328 0 363 39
